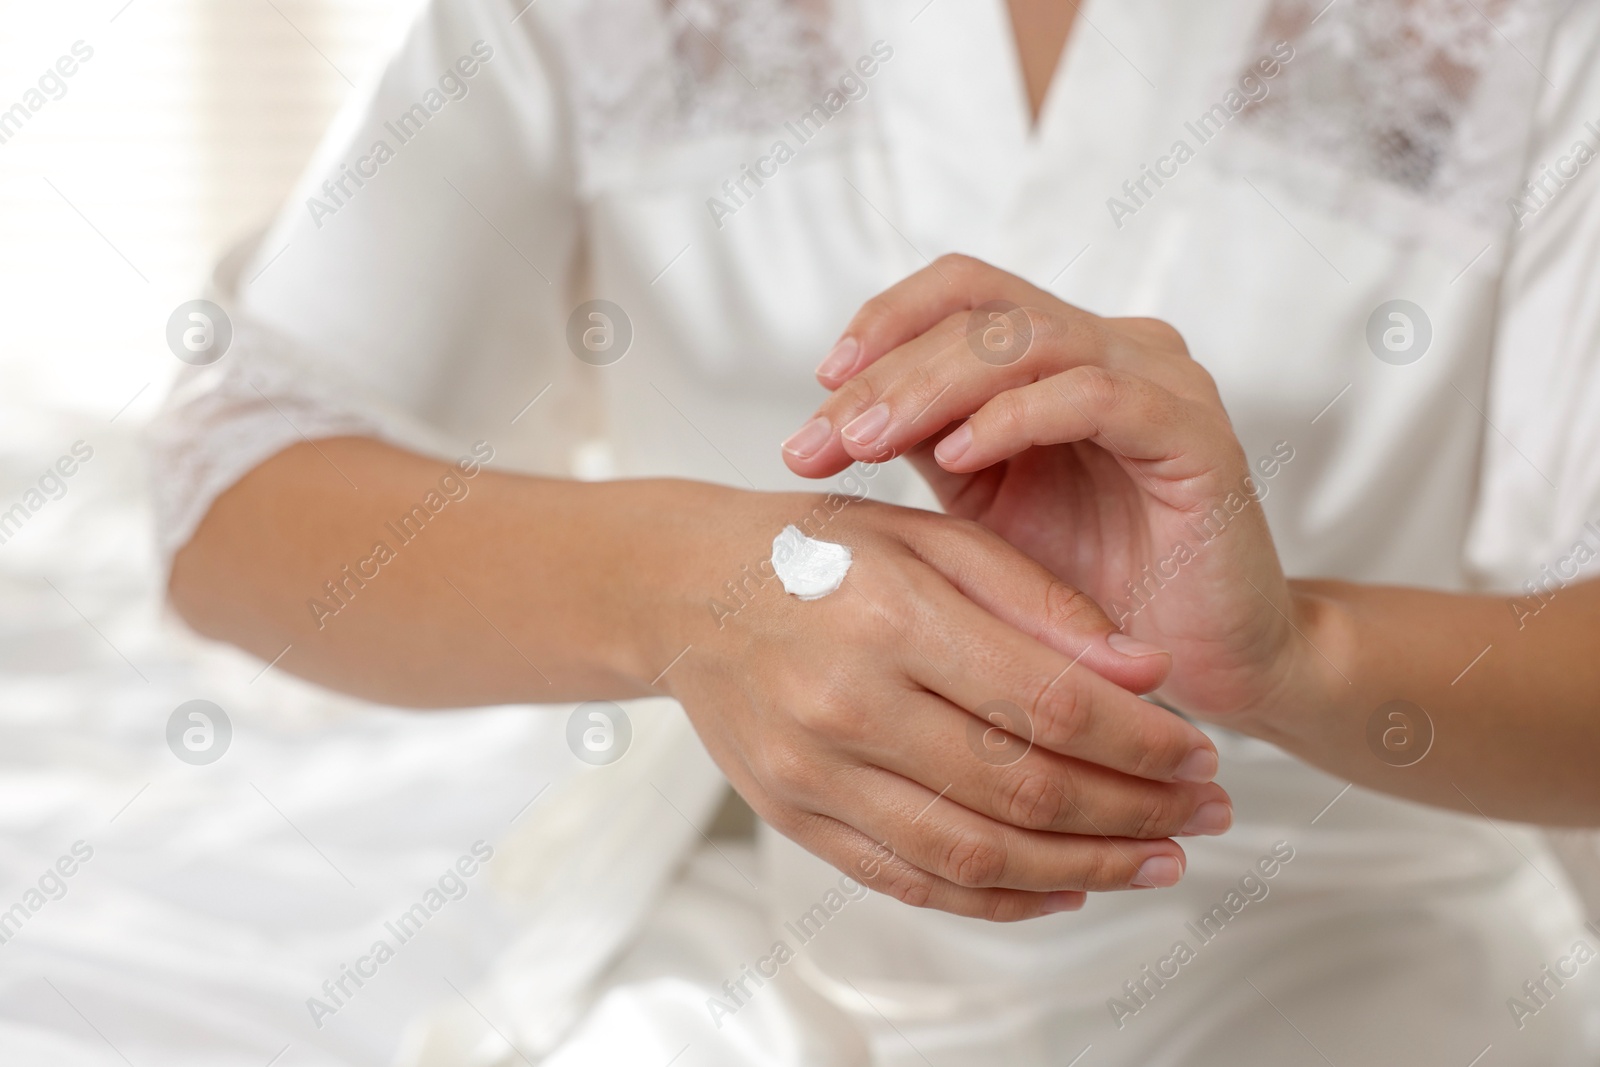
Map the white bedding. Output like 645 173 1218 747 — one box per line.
0 408 722 1066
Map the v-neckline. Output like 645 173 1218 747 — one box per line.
999 0 1080 144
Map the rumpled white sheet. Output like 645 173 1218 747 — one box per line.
0 406 722 1066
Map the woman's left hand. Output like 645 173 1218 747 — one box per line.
782 255 1303 725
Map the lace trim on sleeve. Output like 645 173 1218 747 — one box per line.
146 318 437 571
1233 0 1560 239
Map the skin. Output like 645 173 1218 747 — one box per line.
786 255 1600 826
1006 0 1077 123
171 438 1230 922
174 3 1203 925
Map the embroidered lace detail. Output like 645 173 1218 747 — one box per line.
147 321 382 567
549 0 846 154
1242 0 1558 224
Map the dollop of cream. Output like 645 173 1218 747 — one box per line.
771 525 853 600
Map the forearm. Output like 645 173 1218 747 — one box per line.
1243 577 1600 824
169 436 729 707
169 434 1238 917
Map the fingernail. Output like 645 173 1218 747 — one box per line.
782 416 833 459
841 403 890 445
1107 632 1169 659
1180 801 1233 837
1174 747 1218 784
1042 891 1084 914
935 423 973 466
1131 856 1183 888
816 337 860 380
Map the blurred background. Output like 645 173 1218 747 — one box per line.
0 3 577 1064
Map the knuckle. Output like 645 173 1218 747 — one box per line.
901 358 946 413
996 769 1065 830
854 293 896 333
1127 717 1184 781
878 865 935 910
763 801 816 844
755 742 820 802
937 829 1007 888
933 252 983 279
1128 316 1187 352
1018 305 1064 350
832 373 880 417
1086 847 1131 890
1028 677 1086 752
984 388 1032 437
1189 363 1225 405
978 891 1022 923
1066 364 1122 413
794 677 866 744
1043 579 1106 635
1129 788 1179 840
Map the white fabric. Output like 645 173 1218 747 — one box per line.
144 0 1600 1063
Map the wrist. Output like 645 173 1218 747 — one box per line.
634 481 866 700
609 479 800 698
600 479 740 695
499 477 747 699
1234 580 1361 746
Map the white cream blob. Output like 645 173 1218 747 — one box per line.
770 524 853 600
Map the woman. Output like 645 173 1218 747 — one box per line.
154 0 1600 1062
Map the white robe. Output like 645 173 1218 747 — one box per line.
149 0 1600 1063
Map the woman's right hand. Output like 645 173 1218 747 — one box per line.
640 483 1233 922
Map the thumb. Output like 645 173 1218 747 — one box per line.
907 517 1171 695
902 432 991 519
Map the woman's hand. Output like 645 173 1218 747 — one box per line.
781 255 1300 725
642 482 1232 921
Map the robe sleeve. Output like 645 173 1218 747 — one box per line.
1463 1 1600 593
147 0 590 571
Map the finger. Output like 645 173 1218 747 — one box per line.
853 690 1233 839
778 806 1089 922
815 254 1051 387
899 430 971 499
902 512 1173 698
899 432 1010 520
787 305 1104 477
933 367 1232 491
832 311 1163 467
868 556 1217 784
813 764 1189 892
713 745 1086 917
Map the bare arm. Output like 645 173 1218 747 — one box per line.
170 434 1232 919
791 253 1600 827
172 436 689 707
1259 578 1600 826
